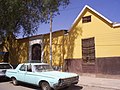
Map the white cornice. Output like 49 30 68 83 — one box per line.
113 22 120 27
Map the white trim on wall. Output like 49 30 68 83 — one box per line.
29 38 44 62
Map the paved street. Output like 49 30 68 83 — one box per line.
0 80 116 90
79 75 120 90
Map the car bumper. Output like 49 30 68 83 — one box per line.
0 73 5 77
53 80 79 89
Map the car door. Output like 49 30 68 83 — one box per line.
16 64 27 82
24 64 36 84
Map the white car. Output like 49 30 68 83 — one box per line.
0 62 13 78
6 63 79 90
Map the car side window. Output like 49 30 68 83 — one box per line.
19 65 26 71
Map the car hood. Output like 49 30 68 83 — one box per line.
36 71 78 79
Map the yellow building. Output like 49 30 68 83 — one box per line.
65 5 120 75
11 30 66 67
2 5 120 75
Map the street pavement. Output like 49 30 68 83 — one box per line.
79 75 120 90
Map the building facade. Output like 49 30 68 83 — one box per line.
2 5 120 75
65 5 120 75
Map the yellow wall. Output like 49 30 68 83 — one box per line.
17 39 29 64
9 38 29 64
68 9 120 59
43 31 65 66
66 27 82 59
0 37 29 64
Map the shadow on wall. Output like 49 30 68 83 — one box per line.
4 36 28 65
66 26 83 59
43 36 50 63
63 26 83 71
52 37 63 66
43 33 64 66
43 26 83 68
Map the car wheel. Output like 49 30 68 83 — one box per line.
12 77 18 85
40 82 51 90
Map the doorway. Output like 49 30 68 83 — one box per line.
82 37 95 63
32 44 41 61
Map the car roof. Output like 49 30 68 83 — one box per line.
0 62 10 64
21 63 49 65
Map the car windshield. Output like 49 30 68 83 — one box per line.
34 65 53 72
0 64 12 69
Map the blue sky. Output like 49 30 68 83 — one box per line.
33 0 120 35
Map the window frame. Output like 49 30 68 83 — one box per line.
19 64 26 71
82 15 91 23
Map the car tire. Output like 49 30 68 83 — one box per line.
11 77 18 85
40 81 51 90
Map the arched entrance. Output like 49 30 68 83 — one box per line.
32 44 41 61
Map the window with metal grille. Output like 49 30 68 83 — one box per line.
82 37 95 63
82 16 91 23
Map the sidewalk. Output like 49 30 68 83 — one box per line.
78 75 120 89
